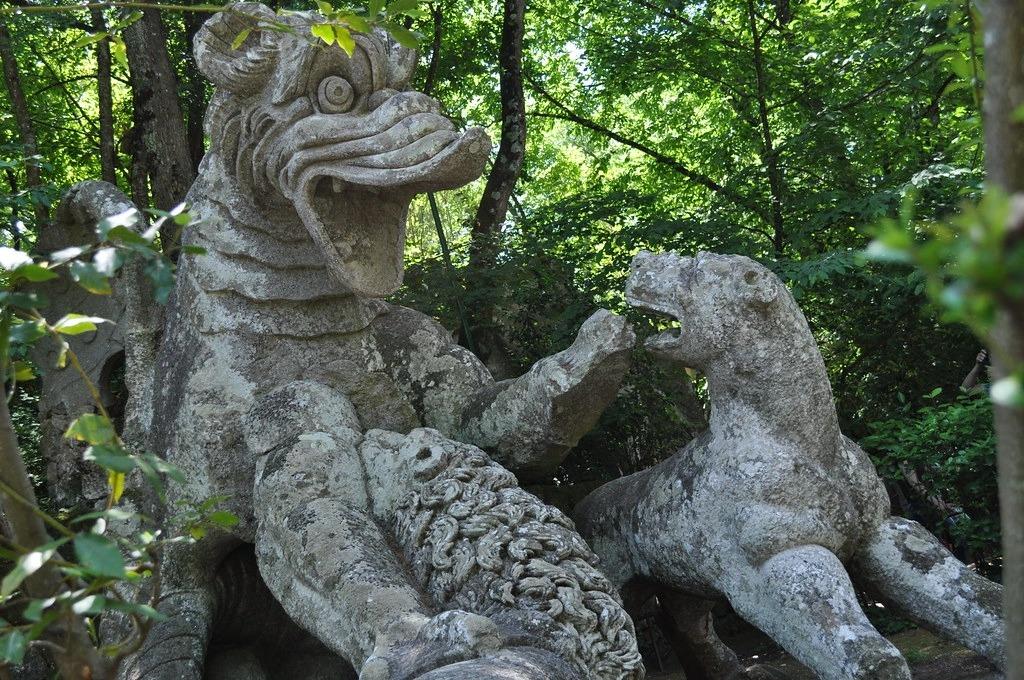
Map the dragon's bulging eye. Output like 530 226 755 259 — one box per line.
318 76 355 113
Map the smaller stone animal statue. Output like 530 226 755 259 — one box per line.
575 251 1005 680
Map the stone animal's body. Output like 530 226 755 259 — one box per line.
117 5 642 680
575 252 1005 680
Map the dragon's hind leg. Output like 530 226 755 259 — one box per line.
853 516 1004 671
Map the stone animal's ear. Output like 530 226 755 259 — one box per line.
386 38 417 90
194 2 278 95
741 268 778 306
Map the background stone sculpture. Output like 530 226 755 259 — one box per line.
575 251 1005 680
113 5 639 679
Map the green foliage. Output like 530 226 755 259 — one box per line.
863 391 1000 565
0 210 237 672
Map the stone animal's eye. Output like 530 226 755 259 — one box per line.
317 76 355 113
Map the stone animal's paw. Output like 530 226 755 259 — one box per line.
570 309 636 359
418 611 501 658
359 611 501 680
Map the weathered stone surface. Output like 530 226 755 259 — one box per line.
575 251 1005 680
30 182 133 509
115 4 638 678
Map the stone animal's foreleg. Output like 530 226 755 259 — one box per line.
246 381 503 679
116 586 215 680
725 545 910 680
454 309 635 477
657 591 744 680
854 516 1005 670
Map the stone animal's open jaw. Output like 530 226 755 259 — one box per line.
290 126 490 297
626 295 685 354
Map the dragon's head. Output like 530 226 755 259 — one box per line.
625 251 784 367
195 3 490 297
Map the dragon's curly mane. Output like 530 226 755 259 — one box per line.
393 446 644 680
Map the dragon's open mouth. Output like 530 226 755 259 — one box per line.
282 97 490 297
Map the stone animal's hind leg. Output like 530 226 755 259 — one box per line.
854 516 1005 670
725 545 910 680
657 590 744 680
117 586 215 680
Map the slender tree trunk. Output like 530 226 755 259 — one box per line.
122 8 195 249
0 21 48 229
0 385 111 679
182 8 208 171
466 0 526 376
745 0 786 256
91 7 117 185
979 2 1024 677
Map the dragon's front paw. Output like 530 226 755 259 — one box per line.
360 611 500 680
570 309 636 360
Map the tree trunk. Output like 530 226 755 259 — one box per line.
466 0 526 377
122 8 195 249
979 1 1024 677
0 386 111 680
0 21 48 229
90 7 117 185
181 8 208 172
745 0 786 256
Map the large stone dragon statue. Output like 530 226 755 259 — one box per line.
575 251 1006 680
56 4 643 679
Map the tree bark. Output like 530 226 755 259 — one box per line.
181 7 208 172
122 8 195 249
0 20 48 229
90 7 117 185
979 1 1024 677
465 0 526 377
0 386 111 680
745 0 786 256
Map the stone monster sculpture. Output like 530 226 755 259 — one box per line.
575 251 1005 680
120 4 642 679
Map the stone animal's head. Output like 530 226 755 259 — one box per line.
195 3 490 297
625 251 786 367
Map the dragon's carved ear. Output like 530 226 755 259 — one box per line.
385 37 417 90
194 2 279 95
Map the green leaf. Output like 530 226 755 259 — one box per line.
111 36 128 70
96 208 140 240
93 247 124 277
11 360 34 382
69 261 112 295
369 0 385 16
0 630 27 665
9 318 46 345
207 510 239 528
1013 103 1024 123
231 26 253 50
73 533 125 579
49 246 86 265
0 247 32 271
340 13 372 32
315 0 333 15
1 539 67 598
181 245 207 255
72 32 108 48
386 0 419 14
53 313 107 336
84 444 137 473
70 507 136 525
65 414 116 445
106 225 151 246
311 23 335 45
11 263 58 282
991 374 1024 408
0 293 47 312
381 22 419 48
334 25 355 55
